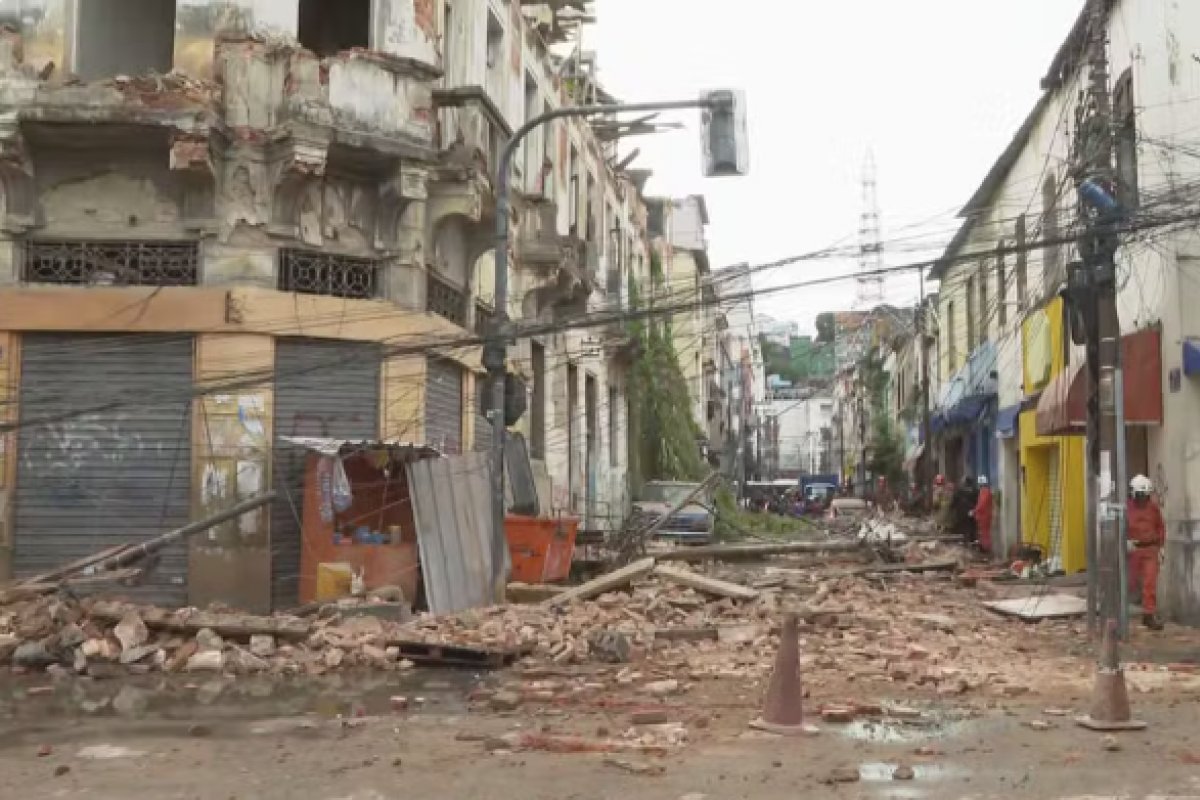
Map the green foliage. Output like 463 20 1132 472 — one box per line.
759 335 797 383
649 249 665 288
758 334 835 385
860 348 905 486
626 275 704 488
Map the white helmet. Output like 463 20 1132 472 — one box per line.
976 475 989 487
1130 475 1153 496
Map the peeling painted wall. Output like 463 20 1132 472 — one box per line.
190 333 273 612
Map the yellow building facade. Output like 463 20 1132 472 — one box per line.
1019 298 1086 573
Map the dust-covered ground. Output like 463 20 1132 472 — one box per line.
1 628 1198 800
2 542 1199 800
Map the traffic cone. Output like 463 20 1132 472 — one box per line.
1077 618 1146 731
750 612 816 736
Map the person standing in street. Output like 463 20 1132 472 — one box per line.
931 474 951 531
1127 474 1166 631
972 475 994 555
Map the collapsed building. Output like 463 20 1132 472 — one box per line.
0 0 650 612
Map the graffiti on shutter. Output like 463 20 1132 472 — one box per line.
15 334 194 607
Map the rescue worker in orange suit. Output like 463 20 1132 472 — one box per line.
1126 474 1165 631
971 475 994 554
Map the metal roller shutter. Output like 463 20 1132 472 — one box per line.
15 334 194 606
473 375 491 453
425 357 463 455
271 339 381 610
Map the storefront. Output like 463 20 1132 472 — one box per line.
14 334 195 607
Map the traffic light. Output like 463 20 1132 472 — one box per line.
700 89 749 177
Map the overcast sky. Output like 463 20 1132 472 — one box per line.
588 0 1084 335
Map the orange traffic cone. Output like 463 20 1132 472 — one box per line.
750 612 816 736
1077 618 1146 731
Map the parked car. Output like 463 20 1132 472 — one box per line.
633 481 714 544
803 482 837 514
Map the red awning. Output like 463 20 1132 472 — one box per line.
1035 328 1163 437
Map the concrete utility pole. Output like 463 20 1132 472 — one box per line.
1073 0 1130 642
487 94 746 600
918 267 932 506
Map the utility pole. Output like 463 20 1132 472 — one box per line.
1073 0 1130 644
487 94 745 601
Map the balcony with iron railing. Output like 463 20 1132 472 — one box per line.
427 273 467 327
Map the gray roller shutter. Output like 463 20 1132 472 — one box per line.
425 357 463 455
474 375 491 453
271 339 380 610
15 334 194 606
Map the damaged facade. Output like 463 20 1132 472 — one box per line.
925 0 1199 622
0 0 647 612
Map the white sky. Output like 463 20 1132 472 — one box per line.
588 0 1084 335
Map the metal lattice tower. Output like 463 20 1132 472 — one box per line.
856 151 885 309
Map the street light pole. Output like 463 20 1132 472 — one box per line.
487 96 737 601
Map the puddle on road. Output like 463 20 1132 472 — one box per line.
0 669 479 745
858 761 950 782
841 715 972 744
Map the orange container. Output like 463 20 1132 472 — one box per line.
505 515 579 584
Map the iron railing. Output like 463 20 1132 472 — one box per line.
427 273 466 326
23 240 200 286
279 249 380 300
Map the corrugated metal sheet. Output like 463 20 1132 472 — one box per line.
425 357 463 455
15 334 193 606
271 339 380 610
407 451 495 614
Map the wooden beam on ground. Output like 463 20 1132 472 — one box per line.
0 568 145 605
651 563 760 601
89 601 311 641
654 539 862 563
543 557 656 607
842 559 960 577
11 543 135 590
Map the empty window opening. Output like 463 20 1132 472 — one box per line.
946 300 957 373
524 73 541 191
299 0 371 58
486 10 504 69
568 146 580 235
965 276 976 352
1114 68 1139 209
977 265 988 344
75 0 176 81
1042 175 1061 289
996 245 1008 328
1015 214 1028 308
531 343 546 459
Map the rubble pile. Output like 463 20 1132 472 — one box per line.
402 567 1090 700
0 594 422 679
0 557 1086 701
